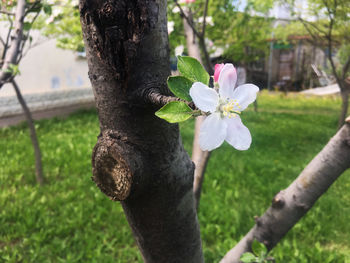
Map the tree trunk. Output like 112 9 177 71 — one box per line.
79 1 203 262
220 122 350 263
338 89 349 129
192 116 211 209
12 80 44 185
182 8 211 210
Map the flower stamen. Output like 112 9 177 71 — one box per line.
220 99 241 118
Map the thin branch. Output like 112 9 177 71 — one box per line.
0 0 26 88
298 18 323 46
220 122 350 263
24 0 41 16
21 38 47 60
17 10 40 64
201 0 209 38
321 0 336 22
325 9 343 89
0 36 5 47
298 17 327 36
0 10 15 16
136 88 196 110
174 0 202 38
1 16 13 60
342 56 350 80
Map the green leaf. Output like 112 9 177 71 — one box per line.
23 22 32 31
252 240 267 256
4 64 20 76
155 101 193 123
167 76 193 101
177 55 210 85
43 4 52 15
240 252 257 263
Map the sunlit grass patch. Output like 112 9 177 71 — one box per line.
1 93 349 262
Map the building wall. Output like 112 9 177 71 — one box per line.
0 30 90 97
263 40 328 90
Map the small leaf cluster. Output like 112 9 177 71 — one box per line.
155 56 210 123
240 240 274 263
3 64 21 76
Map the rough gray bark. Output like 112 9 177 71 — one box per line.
0 0 25 88
79 1 203 262
12 80 44 185
182 8 211 210
220 121 350 263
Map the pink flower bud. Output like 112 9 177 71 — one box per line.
214 63 224 82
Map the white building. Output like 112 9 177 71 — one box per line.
0 28 94 125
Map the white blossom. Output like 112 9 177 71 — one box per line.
189 64 259 151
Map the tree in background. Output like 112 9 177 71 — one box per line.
277 0 350 127
0 0 53 185
168 0 274 77
207 0 273 81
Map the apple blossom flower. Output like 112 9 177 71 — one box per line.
197 16 214 26
167 21 175 35
189 64 259 151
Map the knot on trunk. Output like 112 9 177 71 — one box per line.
271 190 285 209
346 116 350 124
92 130 143 201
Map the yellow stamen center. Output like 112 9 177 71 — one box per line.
220 99 241 118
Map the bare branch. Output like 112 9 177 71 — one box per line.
24 0 41 16
201 0 209 38
342 56 350 80
324 11 343 90
298 17 327 36
174 0 202 38
0 0 26 88
0 10 15 16
220 123 350 263
1 16 13 60
298 18 323 46
17 10 40 64
0 36 5 47
136 88 196 110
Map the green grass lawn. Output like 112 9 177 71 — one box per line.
1 91 349 262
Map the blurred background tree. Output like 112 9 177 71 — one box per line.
275 0 350 127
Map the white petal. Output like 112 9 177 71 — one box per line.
232 84 259 111
189 82 219 113
199 113 227 151
218 64 237 99
225 116 252 151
